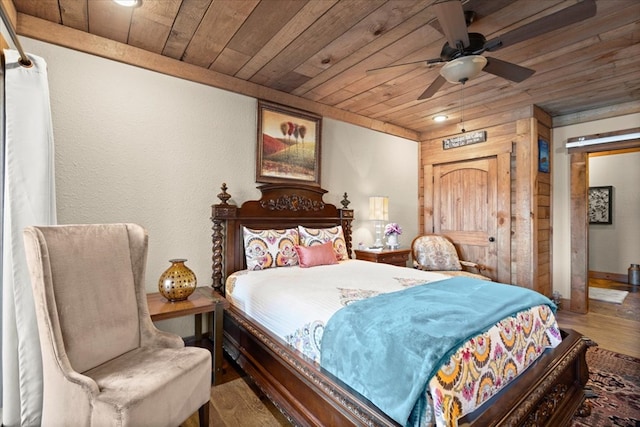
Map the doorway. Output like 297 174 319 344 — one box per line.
569 137 640 313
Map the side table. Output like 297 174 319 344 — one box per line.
354 248 411 267
147 287 228 385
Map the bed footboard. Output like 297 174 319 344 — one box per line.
223 306 589 427
224 306 397 426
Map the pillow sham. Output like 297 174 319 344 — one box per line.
298 225 349 261
295 242 338 268
243 227 299 270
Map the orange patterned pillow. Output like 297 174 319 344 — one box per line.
243 227 299 270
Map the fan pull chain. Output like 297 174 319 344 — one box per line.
460 83 466 133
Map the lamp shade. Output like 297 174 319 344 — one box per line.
439 55 487 84
369 196 389 221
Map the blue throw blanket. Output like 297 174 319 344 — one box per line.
320 277 556 426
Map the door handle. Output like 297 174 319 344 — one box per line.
488 237 495 242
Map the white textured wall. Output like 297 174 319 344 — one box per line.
552 113 640 300
588 152 640 274
22 38 418 335
323 118 419 249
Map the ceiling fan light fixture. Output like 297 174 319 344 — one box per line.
113 0 141 7
439 55 487 84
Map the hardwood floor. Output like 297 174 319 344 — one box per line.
184 278 639 426
181 356 291 427
555 278 640 359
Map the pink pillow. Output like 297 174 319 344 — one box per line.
295 242 338 268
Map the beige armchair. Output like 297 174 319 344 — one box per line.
23 223 211 427
411 234 490 280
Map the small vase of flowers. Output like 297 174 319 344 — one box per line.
384 223 402 249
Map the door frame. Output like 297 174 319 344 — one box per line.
568 133 640 313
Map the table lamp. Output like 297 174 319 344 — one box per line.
369 196 388 248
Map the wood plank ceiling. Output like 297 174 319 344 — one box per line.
10 0 640 140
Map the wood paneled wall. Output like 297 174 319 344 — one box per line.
419 105 553 295
532 110 552 296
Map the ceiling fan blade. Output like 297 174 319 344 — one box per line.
484 0 596 51
418 75 447 100
484 57 535 82
433 0 470 49
366 58 442 75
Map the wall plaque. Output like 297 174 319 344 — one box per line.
443 131 487 150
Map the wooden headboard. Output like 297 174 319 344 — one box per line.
210 183 354 294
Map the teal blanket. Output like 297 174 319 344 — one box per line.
320 277 556 426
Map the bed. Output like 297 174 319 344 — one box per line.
211 182 590 427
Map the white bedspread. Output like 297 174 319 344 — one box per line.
226 260 451 362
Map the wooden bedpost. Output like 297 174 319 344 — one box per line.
339 192 354 258
211 183 237 294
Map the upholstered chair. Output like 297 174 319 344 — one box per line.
23 223 211 427
411 234 490 280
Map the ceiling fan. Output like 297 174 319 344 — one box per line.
367 0 597 100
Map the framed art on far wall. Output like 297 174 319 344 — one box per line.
588 186 613 224
256 100 322 186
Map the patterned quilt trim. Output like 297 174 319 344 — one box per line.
285 298 560 427
428 305 561 427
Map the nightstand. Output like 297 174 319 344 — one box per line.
354 248 411 267
147 287 228 385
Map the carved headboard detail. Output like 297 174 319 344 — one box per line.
211 183 354 294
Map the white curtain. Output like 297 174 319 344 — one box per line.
2 49 56 426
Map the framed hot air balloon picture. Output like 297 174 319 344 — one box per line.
257 100 322 186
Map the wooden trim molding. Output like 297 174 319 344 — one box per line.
570 151 588 314
552 101 640 128
589 270 628 284
1 0 16 25
16 13 419 142
0 0 18 50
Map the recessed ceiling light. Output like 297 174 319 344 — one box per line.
113 0 141 7
433 115 448 122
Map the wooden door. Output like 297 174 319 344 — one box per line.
431 158 500 280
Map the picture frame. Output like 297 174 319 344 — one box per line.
538 138 550 173
588 186 613 224
256 100 322 186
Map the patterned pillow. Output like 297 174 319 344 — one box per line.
298 225 349 261
413 235 462 271
243 227 299 270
